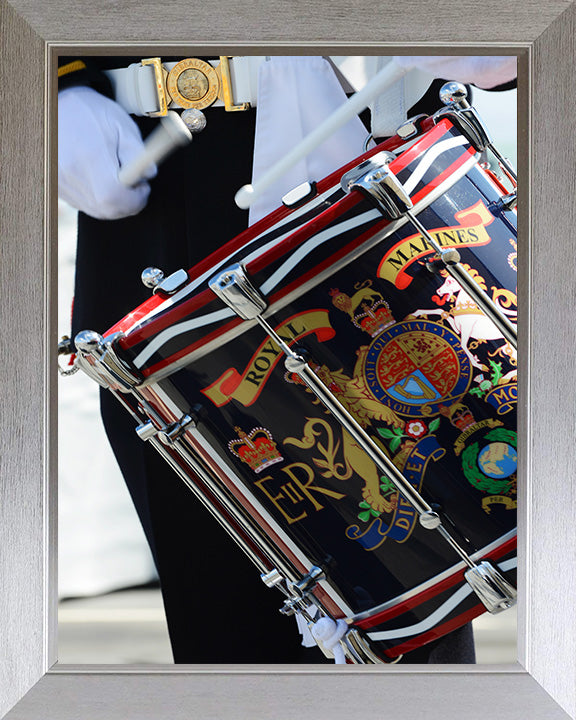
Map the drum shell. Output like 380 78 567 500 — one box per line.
107 119 518 658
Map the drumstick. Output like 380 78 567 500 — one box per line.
234 60 410 210
118 111 192 187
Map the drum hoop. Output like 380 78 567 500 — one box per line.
132 153 479 385
349 529 517 624
111 124 472 347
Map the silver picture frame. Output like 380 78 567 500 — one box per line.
1 1 575 718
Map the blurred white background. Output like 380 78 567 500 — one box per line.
58 82 517 664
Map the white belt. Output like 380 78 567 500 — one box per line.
104 56 382 117
104 55 434 139
104 56 266 116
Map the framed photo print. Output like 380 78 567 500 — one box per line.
1 1 575 718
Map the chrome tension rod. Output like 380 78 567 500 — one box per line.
209 264 517 614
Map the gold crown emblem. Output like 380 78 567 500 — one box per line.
330 281 395 337
440 403 476 431
352 300 395 337
228 426 283 473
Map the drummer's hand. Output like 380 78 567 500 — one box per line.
58 86 157 220
394 56 517 89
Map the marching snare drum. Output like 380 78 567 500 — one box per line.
75 113 518 662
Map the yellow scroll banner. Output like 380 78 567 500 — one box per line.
202 310 335 407
482 495 517 513
377 201 495 289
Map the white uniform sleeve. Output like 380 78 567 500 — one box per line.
394 56 517 89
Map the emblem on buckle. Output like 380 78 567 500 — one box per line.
167 58 220 110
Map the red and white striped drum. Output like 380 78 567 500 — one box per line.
76 114 518 662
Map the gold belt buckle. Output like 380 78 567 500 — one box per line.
141 57 169 116
217 56 251 112
142 56 250 115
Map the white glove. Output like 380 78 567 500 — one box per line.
58 86 157 220
394 55 517 90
